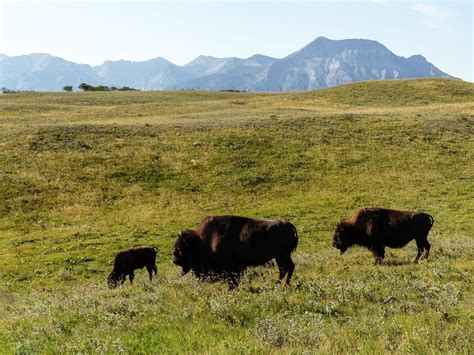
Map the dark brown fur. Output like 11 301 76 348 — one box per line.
332 208 434 264
173 215 298 289
108 247 158 287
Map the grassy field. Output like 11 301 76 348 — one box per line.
0 78 473 353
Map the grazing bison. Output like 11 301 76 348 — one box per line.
108 247 158 287
173 215 298 289
332 208 434 264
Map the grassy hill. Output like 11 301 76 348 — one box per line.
0 78 473 353
297 77 474 106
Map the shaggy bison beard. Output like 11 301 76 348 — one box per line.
107 271 125 287
173 243 242 287
172 250 192 275
332 223 352 254
172 230 197 276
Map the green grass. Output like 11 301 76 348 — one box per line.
0 78 473 353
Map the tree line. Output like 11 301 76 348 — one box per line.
1 85 138 93
63 83 139 92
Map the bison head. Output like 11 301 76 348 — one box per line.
107 271 124 288
173 230 199 275
332 221 353 254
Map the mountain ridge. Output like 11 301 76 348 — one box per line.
0 37 453 92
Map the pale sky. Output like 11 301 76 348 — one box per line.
0 0 472 81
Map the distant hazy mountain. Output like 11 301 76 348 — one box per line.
92 57 192 90
175 54 278 90
247 37 451 91
0 53 104 91
0 37 452 92
183 54 276 76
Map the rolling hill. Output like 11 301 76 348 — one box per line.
0 78 473 352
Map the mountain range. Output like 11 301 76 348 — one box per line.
0 37 452 92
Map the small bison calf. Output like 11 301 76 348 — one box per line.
108 247 158 287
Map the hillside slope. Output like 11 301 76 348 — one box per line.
294 78 473 106
0 78 473 353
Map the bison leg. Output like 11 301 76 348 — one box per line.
372 248 385 265
146 265 154 282
285 258 295 286
276 265 286 285
414 239 424 263
153 264 158 275
129 272 135 284
227 271 242 291
275 255 295 286
415 235 431 262
423 241 431 259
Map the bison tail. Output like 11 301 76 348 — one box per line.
290 223 298 253
427 214 435 227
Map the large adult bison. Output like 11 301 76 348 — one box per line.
332 208 434 264
173 215 298 289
